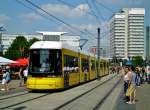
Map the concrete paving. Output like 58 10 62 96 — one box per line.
0 74 118 110
0 74 115 96
113 82 150 110
99 76 123 110
0 80 27 96
1 74 150 110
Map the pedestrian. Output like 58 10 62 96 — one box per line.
135 67 141 87
18 67 24 87
126 66 137 104
1 67 11 91
140 67 145 84
123 66 130 102
23 67 28 84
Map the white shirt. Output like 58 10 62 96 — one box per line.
23 69 28 77
124 74 129 82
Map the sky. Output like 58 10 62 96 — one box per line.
0 0 150 50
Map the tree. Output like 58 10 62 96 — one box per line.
4 36 28 60
25 38 40 56
4 36 40 60
28 38 39 48
132 56 143 66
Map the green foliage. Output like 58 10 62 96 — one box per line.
132 56 143 66
4 36 40 60
28 38 39 48
25 38 39 57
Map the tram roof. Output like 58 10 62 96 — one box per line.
30 41 79 51
30 41 97 57
37 31 67 36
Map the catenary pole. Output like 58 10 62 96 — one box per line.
98 28 100 79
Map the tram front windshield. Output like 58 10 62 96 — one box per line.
29 49 62 77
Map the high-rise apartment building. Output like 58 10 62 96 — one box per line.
110 8 145 59
146 26 150 57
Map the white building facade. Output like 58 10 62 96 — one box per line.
0 32 80 53
110 8 145 59
0 34 42 53
37 31 80 47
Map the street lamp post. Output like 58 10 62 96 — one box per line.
97 28 100 79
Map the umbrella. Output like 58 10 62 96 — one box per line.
9 58 29 67
0 56 18 65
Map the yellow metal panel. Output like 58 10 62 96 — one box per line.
90 70 96 80
26 77 64 90
62 48 79 57
81 54 89 59
80 73 85 83
69 73 80 86
100 62 104 76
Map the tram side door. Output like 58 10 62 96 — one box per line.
64 70 69 87
63 55 69 87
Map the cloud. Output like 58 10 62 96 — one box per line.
56 22 110 52
97 0 144 5
20 13 42 22
57 23 98 35
57 21 110 37
74 24 98 33
20 3 90 22
0 14 9 23
40 3 90 18
100 21 110 34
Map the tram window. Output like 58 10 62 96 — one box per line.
91 60 95 71
41 59 51 72
63 55 79 73
30 50 41 72
100 63 103 69
81 58 89 72
55 50 62 73
29 49 62 76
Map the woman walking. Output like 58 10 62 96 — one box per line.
123 66 131 102
126 66 137 104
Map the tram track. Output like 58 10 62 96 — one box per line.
0 74 119 110
0 91 29 100
0 92 51 109
53 74 120 110
93 78 121 110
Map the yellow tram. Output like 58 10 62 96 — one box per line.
26 41 109 90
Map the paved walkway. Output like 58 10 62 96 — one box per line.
113 82 150 110
1 76 150 110
0 80 27 96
